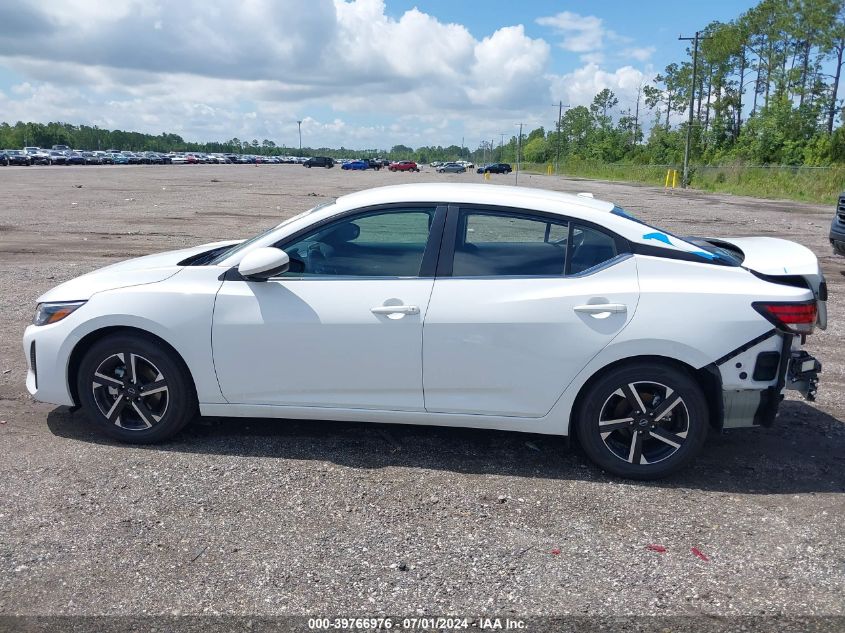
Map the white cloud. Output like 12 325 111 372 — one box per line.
548 64 655 112
0 1 655 148
623 46 656 62
467 26 550 107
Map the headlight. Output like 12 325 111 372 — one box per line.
33 301 86 326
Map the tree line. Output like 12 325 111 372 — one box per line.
519 0 845 167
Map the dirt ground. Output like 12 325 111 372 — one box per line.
0 165 843 623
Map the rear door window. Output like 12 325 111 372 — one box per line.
452 211 569 276
567 225 618 274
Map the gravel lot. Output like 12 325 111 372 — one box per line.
0 165 842 623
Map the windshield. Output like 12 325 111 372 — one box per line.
208 200 335 265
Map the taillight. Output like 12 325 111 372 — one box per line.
753 301 817 334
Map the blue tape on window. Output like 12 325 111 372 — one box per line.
690 250 717 260
642 232 672 245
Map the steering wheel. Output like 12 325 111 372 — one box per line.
307 242 339 275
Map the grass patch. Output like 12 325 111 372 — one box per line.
520 160 844 204
690 164 844 204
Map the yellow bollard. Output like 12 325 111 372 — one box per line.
672 169 678 188
664 169 671 189
546 164 553 176
483 171 490 181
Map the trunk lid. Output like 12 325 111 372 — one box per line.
704 236 827 330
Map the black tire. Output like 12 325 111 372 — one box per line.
575 361 709 479
76 333 197 444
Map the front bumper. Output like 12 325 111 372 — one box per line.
831 198 845 255
23 323 76 407
830 224 845 256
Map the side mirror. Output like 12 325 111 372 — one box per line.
237 247 289 281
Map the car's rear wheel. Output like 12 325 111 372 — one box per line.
77 333 197 443
575 362 709 479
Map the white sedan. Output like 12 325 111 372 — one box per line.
23 184 826 478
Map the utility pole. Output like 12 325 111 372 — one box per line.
678 31 710 188
296 120 302 153
552 101 570 175
499 133 507 162
515 123 525 186
632 84 642 148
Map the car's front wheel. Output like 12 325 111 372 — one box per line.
77 333 197 443
575 361 709 479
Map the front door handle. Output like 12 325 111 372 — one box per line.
371 305 420 315
574 303 627 315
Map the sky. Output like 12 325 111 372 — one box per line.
0 0 758 151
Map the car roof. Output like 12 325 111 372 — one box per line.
333 183 616 215
217 183 732 266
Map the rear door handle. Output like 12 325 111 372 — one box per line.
371 305 420 315
574 303 627 315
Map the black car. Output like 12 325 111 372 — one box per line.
140 152 164 165
477 162 512 174
0 150 8 166
66 152 86 165
4 150 32 166
831 192 845 256
366 159 383 170
48 151 68 165
26 150 52 165
80 151 100 165
304 156 334 168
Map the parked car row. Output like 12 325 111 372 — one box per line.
304 157 422 172
430 160 475 170
1 146 514 178
0 146 323 167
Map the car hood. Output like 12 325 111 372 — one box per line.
37 240 239 303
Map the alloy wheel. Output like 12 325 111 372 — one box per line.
597 381 689 465
91 352 170 430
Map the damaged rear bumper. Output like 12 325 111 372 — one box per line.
715 331 821 429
